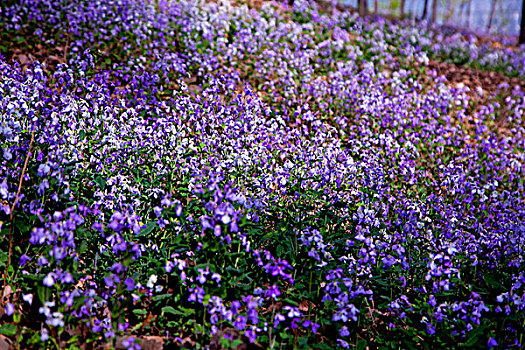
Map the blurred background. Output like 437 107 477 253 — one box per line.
340 0 522 36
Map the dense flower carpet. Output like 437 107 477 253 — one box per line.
0 0 524 348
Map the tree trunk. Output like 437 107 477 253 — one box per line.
431 0 437 24
400 0 406 18
374 0 378 15
358 0 367 16
466 0 471 27
487 0 497 31
421 0 429 20
518 0 525 45
413 0 420 20
445 0 453 25
458 0 464 26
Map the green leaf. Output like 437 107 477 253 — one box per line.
0 324 17 337
297 336 309 348
231 339 243 347
356 339 367 350
483 274 504 290
153 293 172 302
225 266 242 274
220 337 230 348
37 286 47 304
137 221 156 237
281 298 298 306
67 334 81 346
77 240 88 255
179 306 196 316
462 326 485 347
161 306 179 315
94 176 106 190
15 220 32 234
162 306 196 317
132 309 147 316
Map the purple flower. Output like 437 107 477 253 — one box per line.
291 318 301 329
92 222 104 233
234 315 247 330
43 273 55 287
124 278 135 291
311 322 320 334
211 273 221 284
161 198 172 207
19 254 31 266
108 220 122 232
165 261 174 273
197 274 206 284
274 313 286 328
245 329 257 343
426 323 436 335
60 272 74 283
37 163 51 177
3 149 12 160
231 301 241 315
382 254 396 268
6 303 14 316
247 308 258 324
487 338 498 348
188 287 205 303
283 306 302 318
104 329 115 339
104 275 114 288
337 339 350 348
122 337 141 350
265 285 281 299
40 329 49 342
201 217 212 230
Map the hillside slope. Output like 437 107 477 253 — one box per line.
0 1 524 348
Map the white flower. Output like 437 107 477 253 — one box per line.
146 274 158 289
3 149 12 160
23 294 33 305
43 273 55 287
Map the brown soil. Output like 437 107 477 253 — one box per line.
426 59 525 96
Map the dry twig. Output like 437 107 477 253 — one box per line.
2 124 36 300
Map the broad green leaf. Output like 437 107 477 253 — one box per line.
153 293 172 302
0 324 17 337
161 306 180 315
137 221 156 237
94 176 106 190
132 309 147 316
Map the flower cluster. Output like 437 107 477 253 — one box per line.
0 0 524 348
